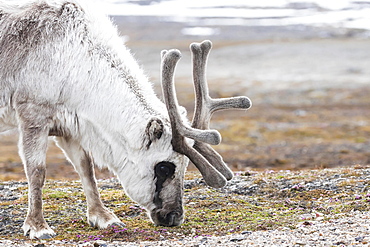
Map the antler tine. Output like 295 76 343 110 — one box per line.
160 49 227 188
191 40 252 129
190 40 252 180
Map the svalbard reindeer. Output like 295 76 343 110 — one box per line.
0 0 251 239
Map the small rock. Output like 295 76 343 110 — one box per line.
230 236 245 242
93 241 107 247
294 241 306 246
355 236 364 242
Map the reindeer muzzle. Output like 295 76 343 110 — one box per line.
151 208 184 227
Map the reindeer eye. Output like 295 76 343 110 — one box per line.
155 162 175 178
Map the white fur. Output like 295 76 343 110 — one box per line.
0 0 189 238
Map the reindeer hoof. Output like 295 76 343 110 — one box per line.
35 231 56 239
109 222 126 228
23 226 56 239
23 219 56 239
88 208 125 229
89 218 125 229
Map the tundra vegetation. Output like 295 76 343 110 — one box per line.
1 167 370 244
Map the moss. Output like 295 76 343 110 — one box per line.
2 168 370 244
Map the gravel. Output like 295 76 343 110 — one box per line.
1 168 370 246
1 211 370 246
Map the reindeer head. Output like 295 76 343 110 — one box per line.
122 40 251 227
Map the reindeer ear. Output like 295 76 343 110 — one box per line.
145 118 164 149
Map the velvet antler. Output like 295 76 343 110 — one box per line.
190 40 251 180
160 41 251 188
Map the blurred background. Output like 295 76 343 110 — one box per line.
1 0 370 180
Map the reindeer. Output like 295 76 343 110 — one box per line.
0 0 251 239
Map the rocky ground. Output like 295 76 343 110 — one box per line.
1 167 370 246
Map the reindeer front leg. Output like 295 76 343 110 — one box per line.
55 137 124 229
17 111 55 239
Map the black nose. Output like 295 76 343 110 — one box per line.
156 211 183 226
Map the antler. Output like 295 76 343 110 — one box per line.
160 41 251 188
190 40 251 181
